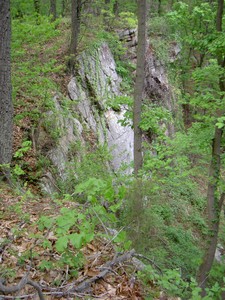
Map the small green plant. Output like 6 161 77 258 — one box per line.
38 260 54 271
118 12 137 29
0 266 16 281
35 181 128 275
140 104 172 137
106 95 133 111
139 266 225 299
14 141 32 158
37 208 93 273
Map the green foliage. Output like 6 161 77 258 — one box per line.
116 61 135 94
12 15 62 123
35 175 128 275
11 0 36 18
140 104 172 136
38 260 54 271
121 121 208 277
14 141 32 158
106 95 133 111
191 61 224 118
117 12 137 29
11 140 33 181
37 207 94 272
139 266 225 299
116 0 137 14
0 266 16 282
216 116 225 129
63 144 112 195
74 176 125 224
75 177 107 197
148 16 171 64
13 164 25 176
167 2 216 45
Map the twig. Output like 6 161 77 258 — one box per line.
0 274 29 294
134 253 162 274
91 208 109 236
27 280 45 300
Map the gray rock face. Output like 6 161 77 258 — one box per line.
38 43 134 193
36 95 84 193
105 109 133 172
49 96 84 180
68 43 133 172
119 28 176 137
144 46 171 107
70 42 121 106
144 46 175 137
215 244 225 264
118 28 137 48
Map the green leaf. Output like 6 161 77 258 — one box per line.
75 178 107 196
55 236 69 252
13 164 25 175
38 216 54 230
85 232 94 243
216 122 224 129
38 260 53 271
69 233 83 249
42 239 52 250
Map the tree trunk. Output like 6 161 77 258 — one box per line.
50 0 57 20
70 0 82 56
0 0 14 176
197 0 224 294
133 0 146 176
158 0 162 15
113 0 119 16
197 128 224 292
62 0 65 16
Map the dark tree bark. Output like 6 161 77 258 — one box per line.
62 0 65 16
50 0 57 20
197 129 224 292
0 0 14 176
113 0 119 16
70 0 82 56
197 0 225 294
158 0 162 15
133 0 146 176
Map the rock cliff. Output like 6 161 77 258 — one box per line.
37 43 134 193
36 36 176 194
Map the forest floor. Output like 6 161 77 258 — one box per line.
0 185 149 299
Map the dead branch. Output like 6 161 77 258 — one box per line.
69 249 136 293
0 275 45 300
27 280 45 300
